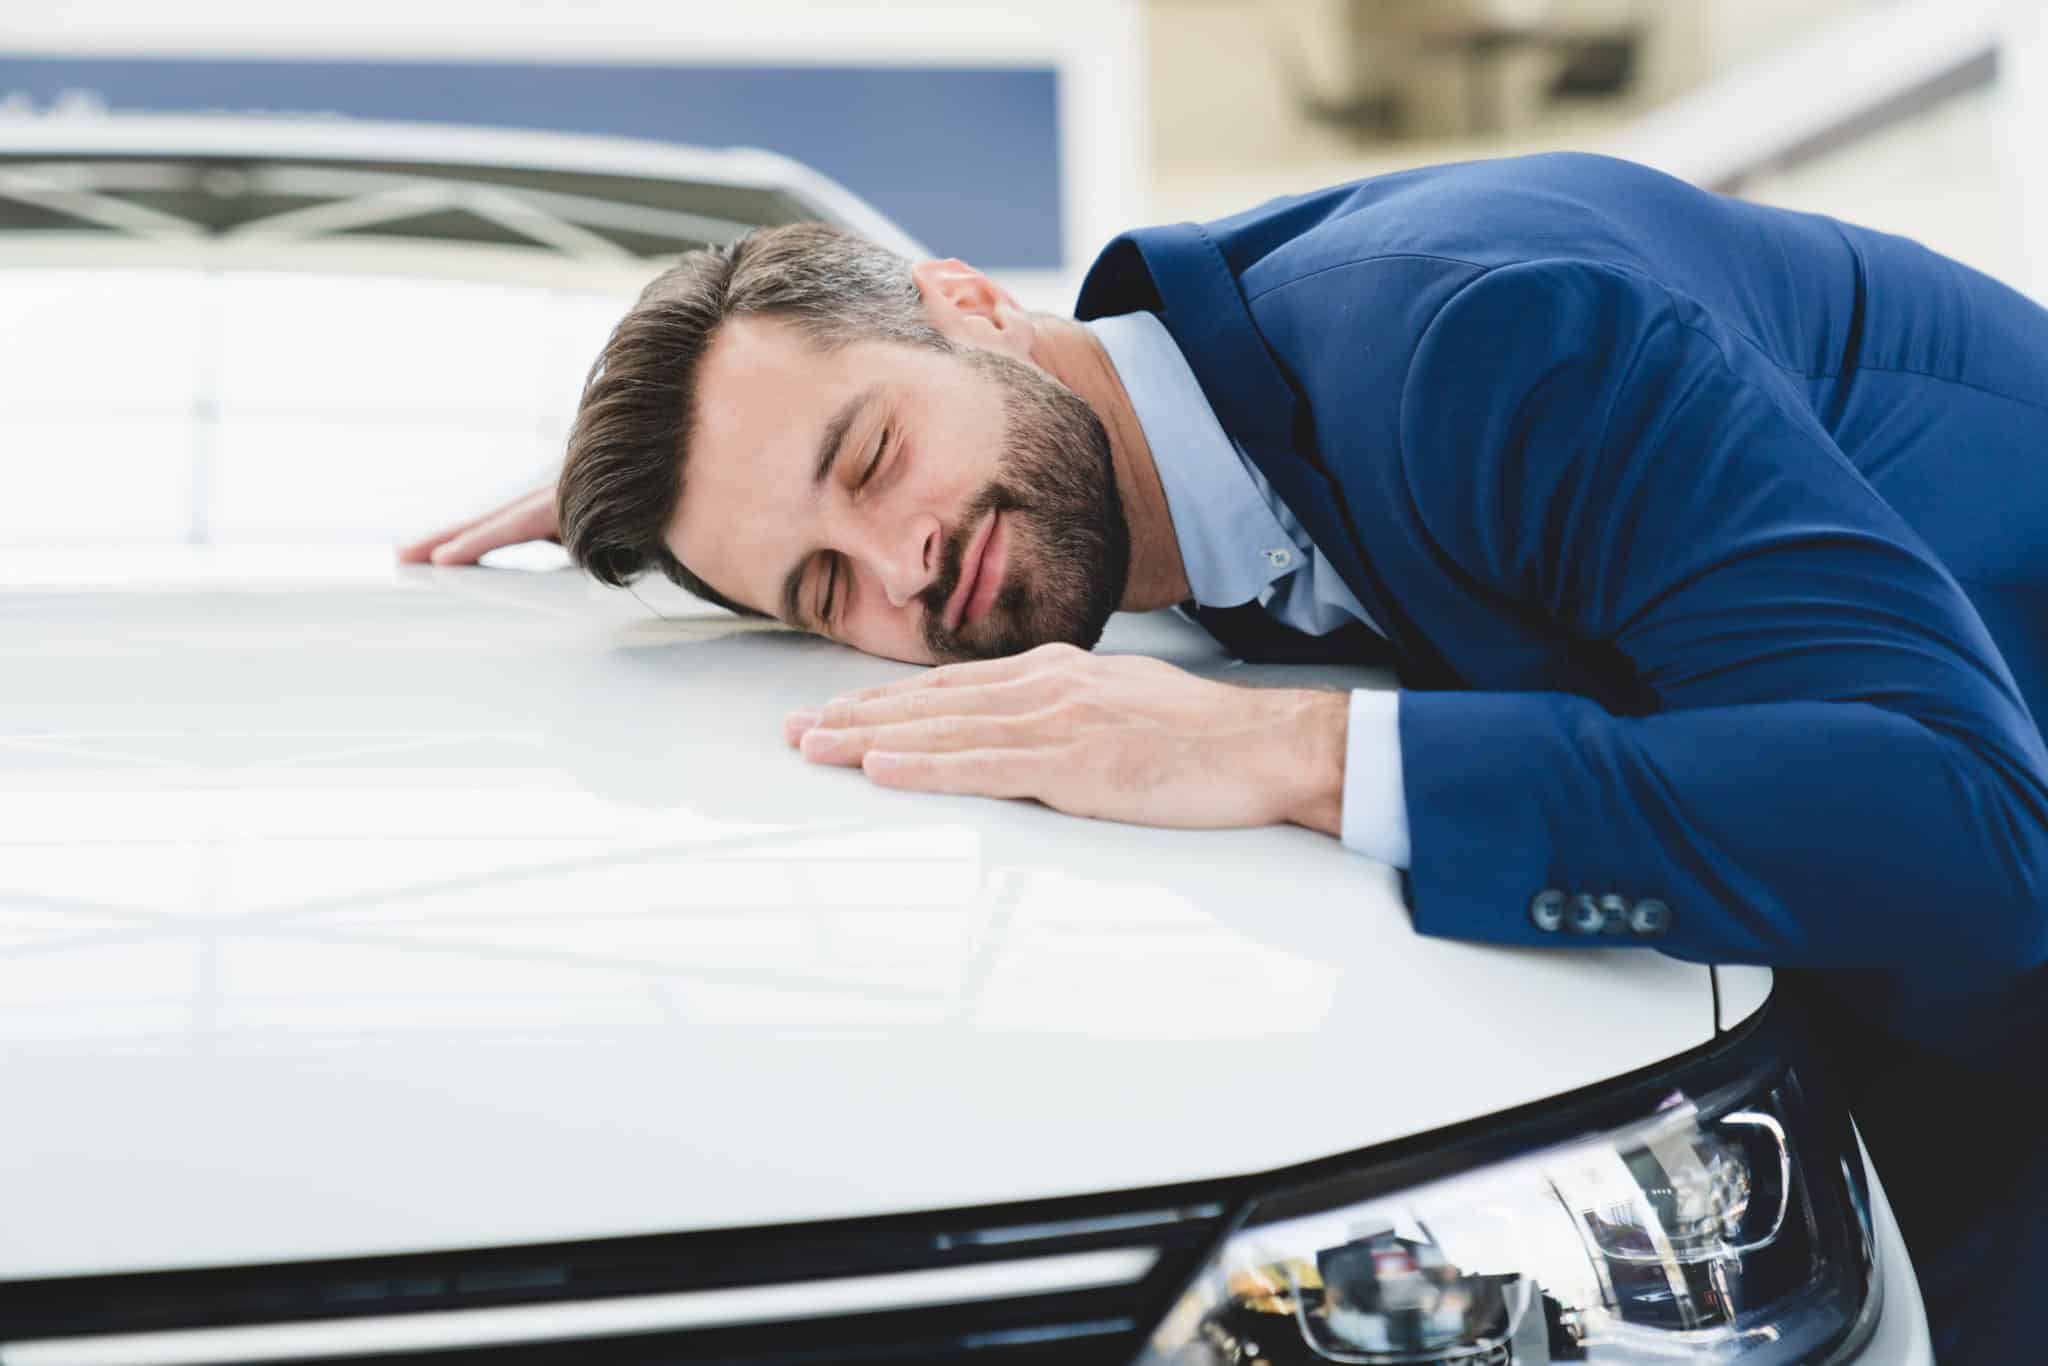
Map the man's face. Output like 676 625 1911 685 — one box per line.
668 313 1129 665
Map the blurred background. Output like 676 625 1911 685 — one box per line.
1 0 2041 553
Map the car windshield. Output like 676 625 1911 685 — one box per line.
0 126 911 554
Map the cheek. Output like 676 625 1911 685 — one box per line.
842 604 936 666
830 565 933 663
912 409 1002 495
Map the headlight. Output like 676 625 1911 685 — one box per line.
1138 1028 1878 1364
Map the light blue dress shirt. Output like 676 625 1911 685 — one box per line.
1086 310 1411 867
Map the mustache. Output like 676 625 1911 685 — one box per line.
920 486 1016 634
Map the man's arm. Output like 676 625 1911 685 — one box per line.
1389 260 2048 972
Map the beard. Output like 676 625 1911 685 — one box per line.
919 347 1130 662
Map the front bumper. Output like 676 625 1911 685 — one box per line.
1857 1138 1935 1364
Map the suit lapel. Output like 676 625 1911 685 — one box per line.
1077 224 1460 686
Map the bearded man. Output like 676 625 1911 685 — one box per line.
405 152 2048 1358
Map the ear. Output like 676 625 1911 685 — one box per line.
911 258 1036 360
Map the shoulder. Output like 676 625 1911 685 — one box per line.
1397 260 1702 455
1215 152 1691 300
1407 258 1683 365
1251 256 1686 466
1077 152 1706 336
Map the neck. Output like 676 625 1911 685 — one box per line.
1026 314 1189 612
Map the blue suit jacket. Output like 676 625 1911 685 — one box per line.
1075 152 2048 1354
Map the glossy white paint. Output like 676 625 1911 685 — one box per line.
1859 1134 1938 1365
1715 963 1777 1032
0 553 1719 1279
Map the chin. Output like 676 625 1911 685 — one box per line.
942 599 1113 663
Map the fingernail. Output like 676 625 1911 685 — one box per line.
865 751 901 773
783 709 822 745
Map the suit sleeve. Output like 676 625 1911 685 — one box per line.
1393 260 2048 971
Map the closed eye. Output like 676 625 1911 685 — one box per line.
810 423 890 629
857 425 891 493
816 556 842 628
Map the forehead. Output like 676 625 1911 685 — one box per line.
691 313 855 475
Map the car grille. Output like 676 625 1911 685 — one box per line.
0 1195 1228 1366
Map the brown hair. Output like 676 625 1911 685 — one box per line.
556 222 946 612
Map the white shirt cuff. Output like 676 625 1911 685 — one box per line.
1340 689 1411 868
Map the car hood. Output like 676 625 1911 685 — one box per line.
0 550 1718 1279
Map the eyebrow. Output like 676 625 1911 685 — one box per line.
779 386 881 626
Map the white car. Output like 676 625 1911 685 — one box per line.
0 115 1932 1365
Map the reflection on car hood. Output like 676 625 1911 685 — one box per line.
0 550 1717 1278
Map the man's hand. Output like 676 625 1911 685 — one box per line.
397 484 559 566
783 643 1348 835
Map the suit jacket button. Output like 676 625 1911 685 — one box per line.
1630 899 1673 936
1567 894 1605 934
1599 894 1631 934
1528 889 1567 932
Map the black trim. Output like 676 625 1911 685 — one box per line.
0 1199 1222 1343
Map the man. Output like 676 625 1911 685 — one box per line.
405 152 2048 1356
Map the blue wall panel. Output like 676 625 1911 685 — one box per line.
0 55 1064 268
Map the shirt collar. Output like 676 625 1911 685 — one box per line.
1085 310 1299 609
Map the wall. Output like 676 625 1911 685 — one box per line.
1144 0 2042 303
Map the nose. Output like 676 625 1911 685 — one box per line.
866 511 942 610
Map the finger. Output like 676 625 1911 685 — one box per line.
861 746 1049 799
427 508 535 565
813 670 1064 731
397 515 487 563
426 530 495 566
834 642 1088 704
798 713 1040 767
783 709 823 747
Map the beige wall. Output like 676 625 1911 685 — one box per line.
1142 0 2038 301
1146 0 1866 179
